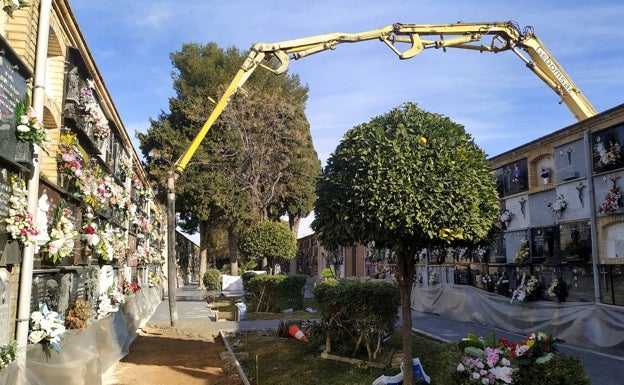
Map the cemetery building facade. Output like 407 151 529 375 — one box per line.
0 1 167 378
485 102 624 305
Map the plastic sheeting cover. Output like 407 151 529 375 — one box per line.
2 285 162 385
411 284 624 356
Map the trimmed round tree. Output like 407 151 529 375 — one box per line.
239 220 298 274
311 102 498 384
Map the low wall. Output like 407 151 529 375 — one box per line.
411 284 624 356
0 285 162 385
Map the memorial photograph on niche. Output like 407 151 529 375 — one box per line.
531 226 558 263
592 124 624 174
560 221 591 263
495 158 529 197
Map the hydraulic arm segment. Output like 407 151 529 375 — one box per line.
172 21 596 175
164 21 596 325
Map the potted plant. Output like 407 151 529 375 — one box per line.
540 166 551 184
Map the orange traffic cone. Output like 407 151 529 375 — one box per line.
288 324 308 343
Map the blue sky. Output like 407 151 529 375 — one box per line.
70 1 624 238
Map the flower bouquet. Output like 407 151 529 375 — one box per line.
57 134 86 196
14 95 51 154
4 176 38 246
547 194 567 219
511 274 541 303
97 284 126 319
547 279 568 303
123 279 141 295
2 0 27 18
597 183 622 214
118 157 133 180
0 341 17 373
513 240 529 265
28 303 66 358
497 332 562 367
93 121 110 141
481 274 495 292
131 173 146 196
499 209 513 229
148 271 163 287
450 331 564 384
44 200 76 264
451 332 514 384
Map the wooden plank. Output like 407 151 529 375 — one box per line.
320 351 387 369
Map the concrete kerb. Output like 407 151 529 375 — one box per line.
221 329 252 385
217 321 282 385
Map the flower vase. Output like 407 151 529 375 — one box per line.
13 141 33 166
0 127 17 160
543 177 550 184
1 239 23 265
77 247 92 265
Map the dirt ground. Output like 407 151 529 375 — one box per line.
103 322 244 385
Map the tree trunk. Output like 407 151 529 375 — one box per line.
399 280 414 385
397 251 416 385
289 214 300 275
261 257 269 273
288 214 300 238
227 227 239 276
198 221 209 289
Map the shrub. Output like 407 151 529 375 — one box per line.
513 354 590 385
0 341 17 372
203 269 222 292
245 274 306 312
314 279 400 361
239 221 297 273
320 268 335 280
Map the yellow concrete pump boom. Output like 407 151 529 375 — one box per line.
164 21 596 325
172 20 596 176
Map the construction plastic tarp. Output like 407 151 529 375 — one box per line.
411 284 624 356
222 271 266 295
1 285 162 385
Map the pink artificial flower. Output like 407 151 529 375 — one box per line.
28 106 37 119
62 153 76 162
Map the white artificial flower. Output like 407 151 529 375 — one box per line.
28 330 46 345
489 366 514 384
30 311 43 324
16 123 30 132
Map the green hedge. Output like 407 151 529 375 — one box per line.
513 354 590 385
313 279 400 360
244 274 306 312
202 269 222 292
